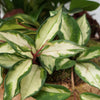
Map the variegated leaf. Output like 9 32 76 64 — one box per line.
39 55 55 74
77 46 100 61
75 62 100 89
0 43 15 54
0 18 25 31
0 31 36 53
14 14 39 27
77 14 91 45
56 58 76 70
35 9 62 50
0 42 33 58
20 64 47 100
34 84 71 100
42 40 85 58
60 12 82 45
4 59 32 100
0 67 3 85
0 53 25 68
80 92 100 100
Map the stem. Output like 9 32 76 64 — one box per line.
31 40 48 64
0 40 5 43
71 67 76 100
16 19 37 31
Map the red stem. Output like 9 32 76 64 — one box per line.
16 19 37 31
31 40 48 64
0 40 5 43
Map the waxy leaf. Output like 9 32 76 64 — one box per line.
14 14 39 27
42 40 85 58
75 62 100 89
77 46 100 61
34 84 71 100
60 13 82 45
56 58 75 70
0 18 25 31
0 13 39 31
20 64 47 100
80 92 100 100
0 42 33 58
0 53 24 68
0 43 15 54
0 67 3 85
39 55 55 74
0 31 36 53
70 0 100 11
77 14 91 45
4 59 32 100
35 9 62 50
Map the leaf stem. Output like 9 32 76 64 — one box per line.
16 19 37 31
31 40 48 64
71 67 76 100
0 40 5 43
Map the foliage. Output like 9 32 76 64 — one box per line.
0 0 100 22
0 0 100 100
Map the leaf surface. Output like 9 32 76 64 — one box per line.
0 31 36 53
60 12 82 45
77 14 91 45
20 64 47 100
35 9 62 50
77 46 100 61
70 0 100 11
80 92 100 100
4 59 32 100
0 53 24 68
75 62 100 89
39 55 55 74
56 58 75 70
34 84 71 100
0 42 33 59
0 43 15 54
14 14 39 27
42 40 85 58
0 18 25 31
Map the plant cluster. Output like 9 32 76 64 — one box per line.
0 0 100 100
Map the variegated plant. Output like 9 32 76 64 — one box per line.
0 7 100 100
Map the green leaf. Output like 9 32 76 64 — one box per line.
42 40 85 58
60 12 82 45
20 64 47 100
35 9 62 50
0 53 25 68
77 14 91 45
0 67 3 85
34 84 71 100
0 18 25 31
75 62 100 89
70 0 100 11
0 31 36 53
80 92 100 100
56 57 76 70
77 46 100 62
39 55 55 74
3 0 14 11
0 43 15 53
4 59 32 100
13 14 39 27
